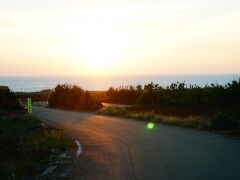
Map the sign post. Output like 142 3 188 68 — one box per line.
27 98 32 114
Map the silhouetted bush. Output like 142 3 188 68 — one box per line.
48 84 102 111
210 112 238 130
106 85 142 104
0 86 22 111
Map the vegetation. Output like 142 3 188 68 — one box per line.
16 89 106 105
209 112 238 130
106 80 240 106
0 85 71 179
89 91 107 102
49 84 102 111
105 85 142 104
16 89 52 102
97 107 239 132
0 86 22 111
0 113 71 179
105 79 240 117
99 79 240 132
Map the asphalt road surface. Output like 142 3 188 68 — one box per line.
33 107 240 180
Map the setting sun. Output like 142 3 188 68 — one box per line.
57 9 131 74
66 30 129 73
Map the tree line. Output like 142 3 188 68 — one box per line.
106 79 240 106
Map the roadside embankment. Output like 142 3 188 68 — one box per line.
97 107 240 135
0 111 73 179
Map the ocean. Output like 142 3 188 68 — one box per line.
0 75 239 92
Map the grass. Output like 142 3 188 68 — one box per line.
97 107 238 132
0 113 71 179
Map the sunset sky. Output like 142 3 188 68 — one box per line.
0 0 240 76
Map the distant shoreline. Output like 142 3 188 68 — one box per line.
0 74 239 92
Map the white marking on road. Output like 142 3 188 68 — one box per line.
41 166 57 176
75 140 82 158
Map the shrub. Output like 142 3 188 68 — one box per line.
106 85 142 105
0 86 22 111
210 112 238 130
49 84 102 111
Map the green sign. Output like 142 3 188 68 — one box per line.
27 98 32 113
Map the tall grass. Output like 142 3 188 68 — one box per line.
97 107 238 131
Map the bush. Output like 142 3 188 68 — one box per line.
106 85 142 104
0 86 22 111
49 84 102 111
210 112 238 130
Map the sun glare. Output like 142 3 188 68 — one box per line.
65 31 129 74
60 10 131 75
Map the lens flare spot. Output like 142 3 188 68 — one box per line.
147 122 155 129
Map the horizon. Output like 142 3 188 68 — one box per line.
1 73 240 78
0 0 240 76
1 74 239 92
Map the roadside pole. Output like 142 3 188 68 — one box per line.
27 98 32 114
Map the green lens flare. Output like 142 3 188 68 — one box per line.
147 122 155 129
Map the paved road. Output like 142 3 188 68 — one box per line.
33 107 240 180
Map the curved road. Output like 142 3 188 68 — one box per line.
33 107 240 180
